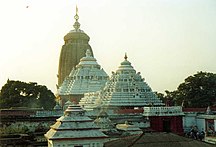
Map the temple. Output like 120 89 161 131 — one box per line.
44 104 108 147
1 5 216 147
58 49 108 105
79 54 164 111
100 54 164 108
58 6 93 86
49 6 205 146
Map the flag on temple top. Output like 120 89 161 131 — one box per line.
76 5 78 14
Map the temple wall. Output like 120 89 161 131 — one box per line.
50 139 105 147
183 113 198 132
197 118 205 131
183 113 209 133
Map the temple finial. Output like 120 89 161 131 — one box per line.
76 5 78 15
85 49 92 57
124 53 128 60
73 5 80 31
74 5 79 21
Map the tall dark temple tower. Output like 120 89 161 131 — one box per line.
58 7 93 86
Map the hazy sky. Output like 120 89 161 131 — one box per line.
0 0 216 94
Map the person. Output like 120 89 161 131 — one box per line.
189 126 196 139
198 129 205 141
193 126 198 139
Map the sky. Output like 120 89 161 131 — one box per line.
0 0 216 94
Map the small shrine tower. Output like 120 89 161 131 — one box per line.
44 105 108 147
58 49 108 105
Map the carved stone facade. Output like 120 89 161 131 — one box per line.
58 49 108 105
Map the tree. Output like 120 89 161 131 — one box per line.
176 71 216 108
159 72 216 108
156 91 177 106
0 80 56 110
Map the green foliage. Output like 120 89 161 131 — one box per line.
156 91 177 106
157 71 216 108
155 92 164 101
0 80 56 110
176 71 216 108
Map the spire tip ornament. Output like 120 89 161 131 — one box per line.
124 53 128 60
73 5 80 31
74 5 79 21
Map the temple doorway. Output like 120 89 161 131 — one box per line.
163 119 171 132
